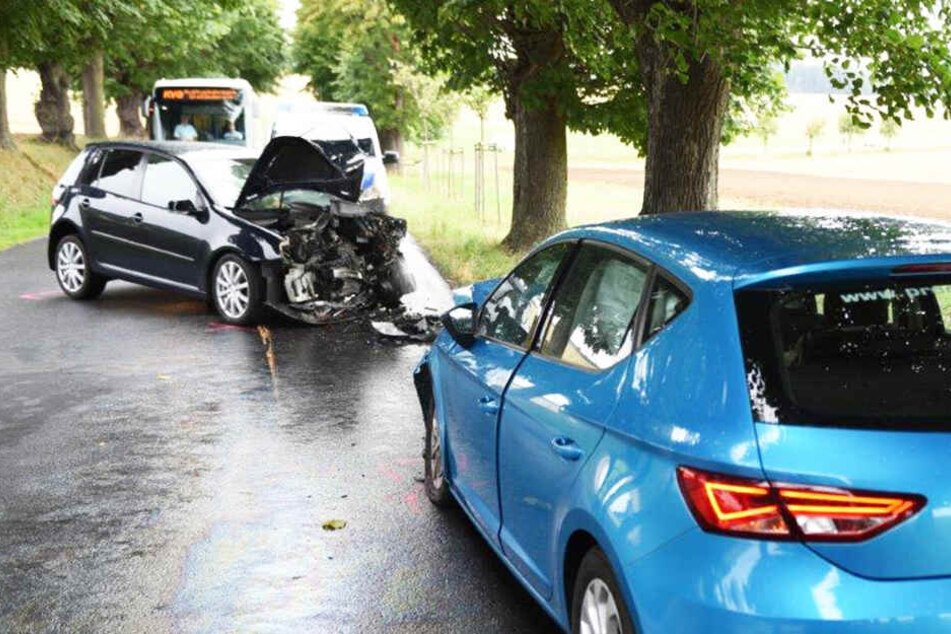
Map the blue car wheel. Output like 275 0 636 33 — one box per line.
424 392 451 507
571 548 635 634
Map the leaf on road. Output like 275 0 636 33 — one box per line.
322 519 347 531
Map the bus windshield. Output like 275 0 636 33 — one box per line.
154 87 247 145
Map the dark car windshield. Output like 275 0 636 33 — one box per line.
187 157 255 208
736 280 951 429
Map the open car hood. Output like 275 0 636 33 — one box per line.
234 136 365 210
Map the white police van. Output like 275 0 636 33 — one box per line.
271 101 399 210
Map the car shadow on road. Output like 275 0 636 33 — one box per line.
435 504 563 633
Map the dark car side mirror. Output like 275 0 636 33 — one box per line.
441 303 478 348
382 150 400 166
169 199 205 217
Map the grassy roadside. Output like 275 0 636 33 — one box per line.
390 173 519 286
0 136 81 250
390 165 761 286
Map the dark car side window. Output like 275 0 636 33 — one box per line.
94 149 143 199
538 244 648 370
479 242 571 349
644 275 689 342
76 148 106 186
141 154 201 209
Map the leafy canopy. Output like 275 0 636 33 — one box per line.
620 0 951 129
392 0 647 144
106 0 285 99
293 0 456 140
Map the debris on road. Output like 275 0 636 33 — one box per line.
322 519 348 531
370 305 442 342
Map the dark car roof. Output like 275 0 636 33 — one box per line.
559 210 951 287
85 140 257 161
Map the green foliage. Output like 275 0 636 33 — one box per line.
722 70 790 146
616 0 951 129
805 117 825 155
206 0 287 93
838 111 866 150
105 0 285 100
392 0 645 144
293 0 456 141
880 118 900 143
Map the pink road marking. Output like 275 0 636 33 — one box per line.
205 321 256 333
404 490 422 515
378 465 404 484
19 290 61 301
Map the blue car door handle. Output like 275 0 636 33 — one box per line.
478 395 499 415
550 436 584 461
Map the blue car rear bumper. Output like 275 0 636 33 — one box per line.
625 528 951 633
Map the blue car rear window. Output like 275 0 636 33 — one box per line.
736 281 951 429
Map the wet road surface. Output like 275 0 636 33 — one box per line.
0 239 559 633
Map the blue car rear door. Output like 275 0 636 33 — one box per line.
437 242 573 541
498 242 652 599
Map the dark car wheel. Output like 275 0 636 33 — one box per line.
212 254 263 325
55 235 106 300
572 548 636 634
424 393 452 507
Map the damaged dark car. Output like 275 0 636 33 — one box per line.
47 136 417 326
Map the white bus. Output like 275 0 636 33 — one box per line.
144 78 262 148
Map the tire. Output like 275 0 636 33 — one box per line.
54 235 106 300
423 391 452 507
571 548 636 634
211 254 263 325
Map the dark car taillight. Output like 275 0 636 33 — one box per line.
677 466 925 542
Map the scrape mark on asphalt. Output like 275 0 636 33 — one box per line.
205 321 256 333
19 290 60 301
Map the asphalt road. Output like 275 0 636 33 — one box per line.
0 238 558 633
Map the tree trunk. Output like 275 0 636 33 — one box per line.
378 128 403 173
610 0 730 215
81 51 107 139
116 92 145 138
34 61 75 146
0 70 14 150
379 128 404 156
502 94 567 251
637 46 729 214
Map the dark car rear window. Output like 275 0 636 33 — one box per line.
736 281 951 429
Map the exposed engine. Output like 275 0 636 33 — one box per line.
231 135 437 336
269 200 415 324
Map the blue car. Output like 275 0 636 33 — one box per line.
413 211 951 634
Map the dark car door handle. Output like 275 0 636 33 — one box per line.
478 395 499 415
132 212 143 224
550 437 584 461
79 198 90 210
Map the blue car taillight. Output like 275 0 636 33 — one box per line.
677 466 925 542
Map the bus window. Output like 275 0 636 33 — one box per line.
153 87 248 145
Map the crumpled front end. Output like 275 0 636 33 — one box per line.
272 200 415 324
234 135 440 337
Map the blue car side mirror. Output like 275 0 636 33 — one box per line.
442 303 477 348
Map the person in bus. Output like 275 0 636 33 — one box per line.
222 120 243 142
173 115 198 142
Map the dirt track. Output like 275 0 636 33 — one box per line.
568 166 951 221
